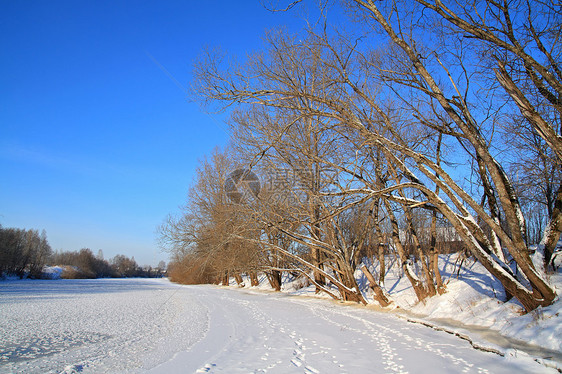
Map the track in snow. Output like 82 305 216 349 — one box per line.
156 286 550 374
0 279 553 373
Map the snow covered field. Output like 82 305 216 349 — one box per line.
0 279 207 373
0 278 557 373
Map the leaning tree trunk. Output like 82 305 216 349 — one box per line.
543 184 562 271
249 271 260 287
221 271 229 286
429 133 445 295
384 199 428 302
361 265 392 307
266 270 282 291
429 210 445 295
355 0 557 311
234 274 244 286
373 199 387 285
336 265 367 304
404 205 437 297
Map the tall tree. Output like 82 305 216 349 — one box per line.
191 0 558 311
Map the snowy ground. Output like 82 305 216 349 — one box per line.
0 279 207 373
0 278 557 373
232 252 562 362
359 253 562 356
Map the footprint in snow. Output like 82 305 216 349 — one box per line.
60 364 84 373
195 363 217 373
304 365 320 374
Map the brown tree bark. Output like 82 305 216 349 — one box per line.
234 274 244 286
361 265 392 307
266 270 282 291
221 271 229 286
249 271 260 287
372 198 387 285
383 199 429 302
543 185 562 271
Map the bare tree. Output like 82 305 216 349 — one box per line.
346 0 559 310
0 227 52 278
189 0 558 311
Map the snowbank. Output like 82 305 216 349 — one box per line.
42 266 64 280
401 254 562 353
224 253 562 359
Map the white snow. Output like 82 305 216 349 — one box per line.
0 277 558 373
42 266 64 280
383 253 562 355
0 278 207 373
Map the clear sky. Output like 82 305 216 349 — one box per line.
0 1 306 266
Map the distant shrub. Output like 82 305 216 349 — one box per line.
168 255 215 285
50 248 121 278
1 228 166 281
60 266 94 279
110 254 139 277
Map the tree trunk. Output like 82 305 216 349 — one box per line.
373 199 386 285
378 242 386 286
249 271 260 287
429 211 445 295
361 265 392 307
405 206 437 297
543 184 562 271
384 199 428 302
234 274 244 286
266 270 282 291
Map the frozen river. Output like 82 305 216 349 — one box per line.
0 278 553 373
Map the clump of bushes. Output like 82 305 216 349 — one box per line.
51 248 114 278
0 226 51 279
50 249 166 279
168 254 215 285
1 225 167 280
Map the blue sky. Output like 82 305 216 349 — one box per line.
0 1 305 266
